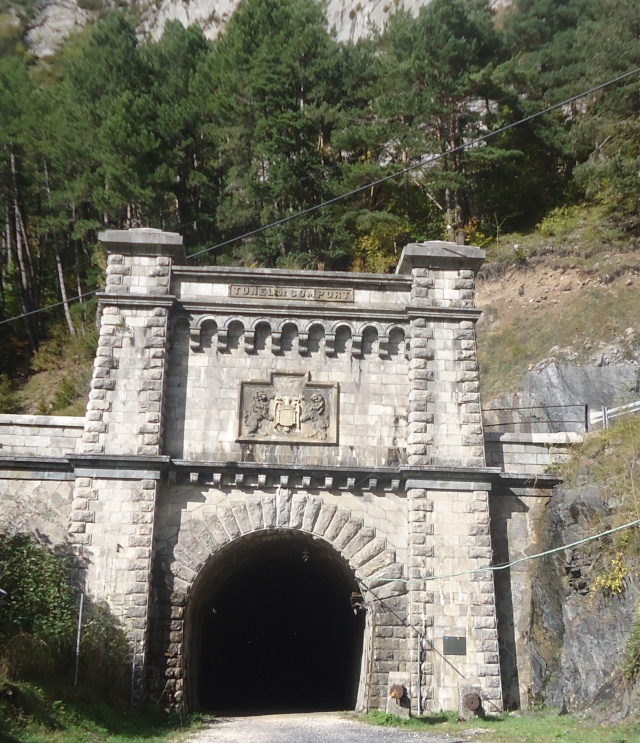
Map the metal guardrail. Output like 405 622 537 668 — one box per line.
589 400 640 429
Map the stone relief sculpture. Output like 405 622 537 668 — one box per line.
300 392 329 439
238 373 337 443
244 390 273 435
273 396 302 433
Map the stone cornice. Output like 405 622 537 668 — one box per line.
496 472 562 490
0 455 74 480
66 453 171 480
406 306 482 321
168 459 502 493
172 265 411 291
177 302 482 323
99 228 185 262
177 300 409 322
396 241 485 274
96 293 177 308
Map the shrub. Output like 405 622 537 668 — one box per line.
0 533 76 649
0 375 21 414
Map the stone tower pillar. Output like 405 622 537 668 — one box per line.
68 228 183 697
397 242 502 714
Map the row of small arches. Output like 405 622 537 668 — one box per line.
174 316 408 359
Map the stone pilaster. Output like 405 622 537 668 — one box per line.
407 314 434 466
68 229 183 700
398 242 485 469
406 486 435 711
405 482 502 714
397 242 501 714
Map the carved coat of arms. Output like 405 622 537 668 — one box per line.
238 373 337 444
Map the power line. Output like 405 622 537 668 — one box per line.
186 65 640 260
362 516 640 588
2 66 639 328
0 290 100 327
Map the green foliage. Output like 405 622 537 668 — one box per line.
0 533 76 648
0 678 195 743
590 552 627 598
1 0 640 383
0 374 21 413
537 206 584 238
78 604 129 700
0 533 156 739
621 605 640 683
362 708 640 741
352 214 414 273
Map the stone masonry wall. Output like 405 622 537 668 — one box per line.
485 433 583 475
425 487 502 712
0 474 74 546
165 268 412 467
165 318 410 466
0 414 84 457
149 483 409 709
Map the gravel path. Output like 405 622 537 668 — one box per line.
182 712 481 743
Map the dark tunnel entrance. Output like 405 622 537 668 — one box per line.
187 530 366 714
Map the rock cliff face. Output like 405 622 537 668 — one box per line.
26 0 93 58
23 0 511 57
529 483 640 716
484 360 639 433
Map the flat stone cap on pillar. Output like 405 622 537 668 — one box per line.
396 241 485 274
99 227 185 262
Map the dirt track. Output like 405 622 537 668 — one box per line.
182 711 482 743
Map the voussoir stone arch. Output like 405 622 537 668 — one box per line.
166 490 403 604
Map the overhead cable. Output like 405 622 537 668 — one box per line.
2 66 639 327
186 65 640 260
362 516 640 588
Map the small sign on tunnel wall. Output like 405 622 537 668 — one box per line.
443 636 467 655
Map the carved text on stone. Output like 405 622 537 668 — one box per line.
229 284 354 302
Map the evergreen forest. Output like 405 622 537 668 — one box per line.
0 0 639 382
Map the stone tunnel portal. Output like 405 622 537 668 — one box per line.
186 530 366 713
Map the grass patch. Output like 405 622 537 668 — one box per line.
477 202 640 398
562 415 640 540
0 679 198 743
477 281 640 399
484 203 632 271
360 709 640 742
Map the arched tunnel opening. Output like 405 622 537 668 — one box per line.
186 530 366 714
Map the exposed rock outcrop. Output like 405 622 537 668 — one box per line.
529 483 640 715
484 360 639 433
26 0 93 58
20 0 513 57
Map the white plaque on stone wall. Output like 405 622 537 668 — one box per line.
237 373 338 444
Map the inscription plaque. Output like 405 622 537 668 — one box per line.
443 636 467 656
229 284 353 302
238 373 338 444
